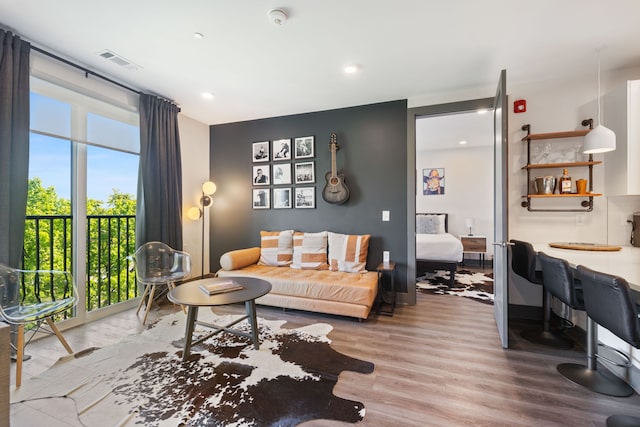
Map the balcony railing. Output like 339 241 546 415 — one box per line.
23 214 138 312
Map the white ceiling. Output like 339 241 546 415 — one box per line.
1 0 639 125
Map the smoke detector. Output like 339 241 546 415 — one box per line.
268 9 287 26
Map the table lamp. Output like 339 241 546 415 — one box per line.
465 218 474 236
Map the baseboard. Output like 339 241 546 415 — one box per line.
508 303 542 321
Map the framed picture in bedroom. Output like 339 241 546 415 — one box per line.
252 189 270 209
295 187 315 209
272 163 292 185
294 136 314 159
294 161 315 184
252 165 270 186
423 168 445 195
252 141 269 162
273 187 292 209
272 138 292 161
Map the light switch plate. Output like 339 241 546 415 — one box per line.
382 210 390 221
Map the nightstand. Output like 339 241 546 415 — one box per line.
375 262 396 316
460 235 487 269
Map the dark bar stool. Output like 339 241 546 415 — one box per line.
558 260 633 397
511 240 572 349
577 266 640 426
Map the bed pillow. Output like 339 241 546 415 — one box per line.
290 231 329 270
416 214 446 234
328 232 370 273
258 230 294 266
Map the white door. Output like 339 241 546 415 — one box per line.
493 69 509 348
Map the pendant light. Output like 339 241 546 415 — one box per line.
583 50 616 154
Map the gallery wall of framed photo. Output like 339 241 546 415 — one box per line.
252 136 316 209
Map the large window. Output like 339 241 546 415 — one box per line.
26 77 140 322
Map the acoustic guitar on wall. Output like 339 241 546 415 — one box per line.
322 132 350 205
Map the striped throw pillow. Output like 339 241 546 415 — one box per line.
291 231 329 270
328 232 370 273
258 230 294 266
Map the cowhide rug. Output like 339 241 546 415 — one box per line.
417 269 494 304
11 311 374 426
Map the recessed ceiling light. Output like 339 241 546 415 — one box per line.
459 140 468 145
201 92 214 100
193 32 204 40
344 65 359 74
477 108 488 115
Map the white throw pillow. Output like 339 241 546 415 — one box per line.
291 231 329 270
258 230 293 266
327 232 370 273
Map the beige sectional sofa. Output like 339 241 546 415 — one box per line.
217 244 379 320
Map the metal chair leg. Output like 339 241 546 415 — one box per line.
557 317 633 397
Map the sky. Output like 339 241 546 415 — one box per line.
29 91 139 203
29 133 139 202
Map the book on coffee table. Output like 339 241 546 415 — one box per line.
199 279 243 295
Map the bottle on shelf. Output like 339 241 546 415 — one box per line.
559 168 572 194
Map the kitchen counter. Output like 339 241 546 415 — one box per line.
532 243 640 291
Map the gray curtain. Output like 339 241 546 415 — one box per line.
137 94 183 250
0 30 30 268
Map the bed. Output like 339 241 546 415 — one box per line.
416 213 463 287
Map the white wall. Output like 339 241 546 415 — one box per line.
507 69 640 304
416 146 494 257
179 115 211 278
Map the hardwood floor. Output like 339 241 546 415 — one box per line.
9 292 640 426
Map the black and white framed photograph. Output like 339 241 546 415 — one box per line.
294 161 315 184
273 187 292 209
272 163 292 185
294 136 314 159
253 189 270 209
253 165 270 185
295 187 315 209
272 138 292 161
252 141 269 162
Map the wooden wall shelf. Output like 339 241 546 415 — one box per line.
524 193 602 199
522 160 602 170
520 121 598 212
520 129 590 141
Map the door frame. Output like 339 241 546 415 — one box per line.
404 98 495 306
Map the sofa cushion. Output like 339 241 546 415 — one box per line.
258 230 293 266
291 231 328 270
217 264 377 309
328 232 370 273
220 247 261 271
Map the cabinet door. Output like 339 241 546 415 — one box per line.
604 80 640 196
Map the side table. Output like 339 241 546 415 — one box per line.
460 235 487 269
376 262 396 316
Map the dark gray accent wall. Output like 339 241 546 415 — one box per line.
209 100 408 291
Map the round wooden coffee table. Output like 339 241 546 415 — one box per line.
168 276 271 361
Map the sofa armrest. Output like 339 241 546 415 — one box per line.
219 247 261 270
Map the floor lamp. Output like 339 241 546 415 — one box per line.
187 181 217 278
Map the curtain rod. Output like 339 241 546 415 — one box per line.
30 44 142 95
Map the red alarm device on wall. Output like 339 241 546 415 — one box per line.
514 99 526 113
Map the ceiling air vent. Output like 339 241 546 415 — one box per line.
98 50 141 71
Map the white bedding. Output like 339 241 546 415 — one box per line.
416 233 463 262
